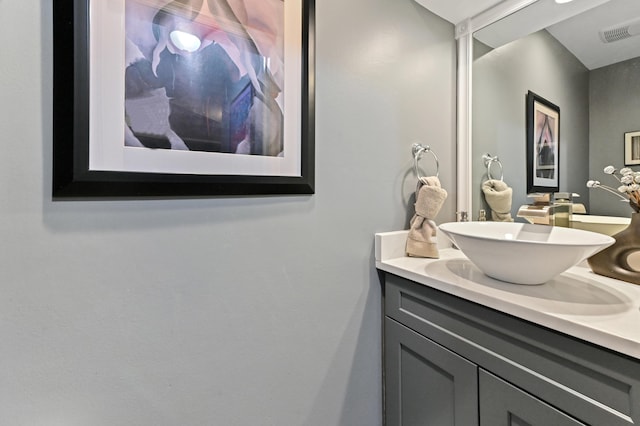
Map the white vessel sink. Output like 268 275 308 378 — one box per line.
438 222 615 285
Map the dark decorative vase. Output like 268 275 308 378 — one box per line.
587 212 640 285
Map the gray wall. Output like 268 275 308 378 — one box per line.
0 0 455 424
472 30 590 218
589 57 640 216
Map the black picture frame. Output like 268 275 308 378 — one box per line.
624 130 640 166
526 90 560 194
53 0 315 199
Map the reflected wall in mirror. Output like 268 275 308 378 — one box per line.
468 0 640 219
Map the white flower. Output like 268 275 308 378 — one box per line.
588 164 640 211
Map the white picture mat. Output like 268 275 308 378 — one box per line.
89 0 302 177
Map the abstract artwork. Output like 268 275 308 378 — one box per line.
526 90 560 194
53 0 315 198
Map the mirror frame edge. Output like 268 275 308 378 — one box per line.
455 0 540 220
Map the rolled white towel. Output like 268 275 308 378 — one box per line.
406 176 448 258
482 179 514 222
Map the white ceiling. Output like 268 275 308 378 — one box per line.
546 0 640 69
415 0 640 70
412 0 503 25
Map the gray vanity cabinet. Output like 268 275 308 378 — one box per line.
382 273 640 426
385 318 479 425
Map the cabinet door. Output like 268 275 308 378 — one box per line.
479 370 587 426
385 318 479 426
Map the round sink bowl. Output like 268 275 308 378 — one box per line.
438 221 615 285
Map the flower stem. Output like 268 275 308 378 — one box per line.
595 184 629 201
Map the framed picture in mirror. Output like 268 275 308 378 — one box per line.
526 91 560 194
625 131 640 166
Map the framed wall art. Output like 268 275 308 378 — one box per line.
526 90 560 194
625 131 640 166
53 0 315 198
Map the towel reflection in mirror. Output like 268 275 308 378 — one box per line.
482 179 514 222
481 154 514 222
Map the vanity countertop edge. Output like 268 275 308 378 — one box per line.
376 230 640 360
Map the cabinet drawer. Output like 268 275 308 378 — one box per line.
384 273 640 426
479 369 586 426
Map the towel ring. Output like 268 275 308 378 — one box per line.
412 143 439 180
482 153 503 181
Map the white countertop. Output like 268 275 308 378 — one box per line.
376 230 640 359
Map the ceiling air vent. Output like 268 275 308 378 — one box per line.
599 18 640 43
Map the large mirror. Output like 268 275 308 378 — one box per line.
456 0 640 221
